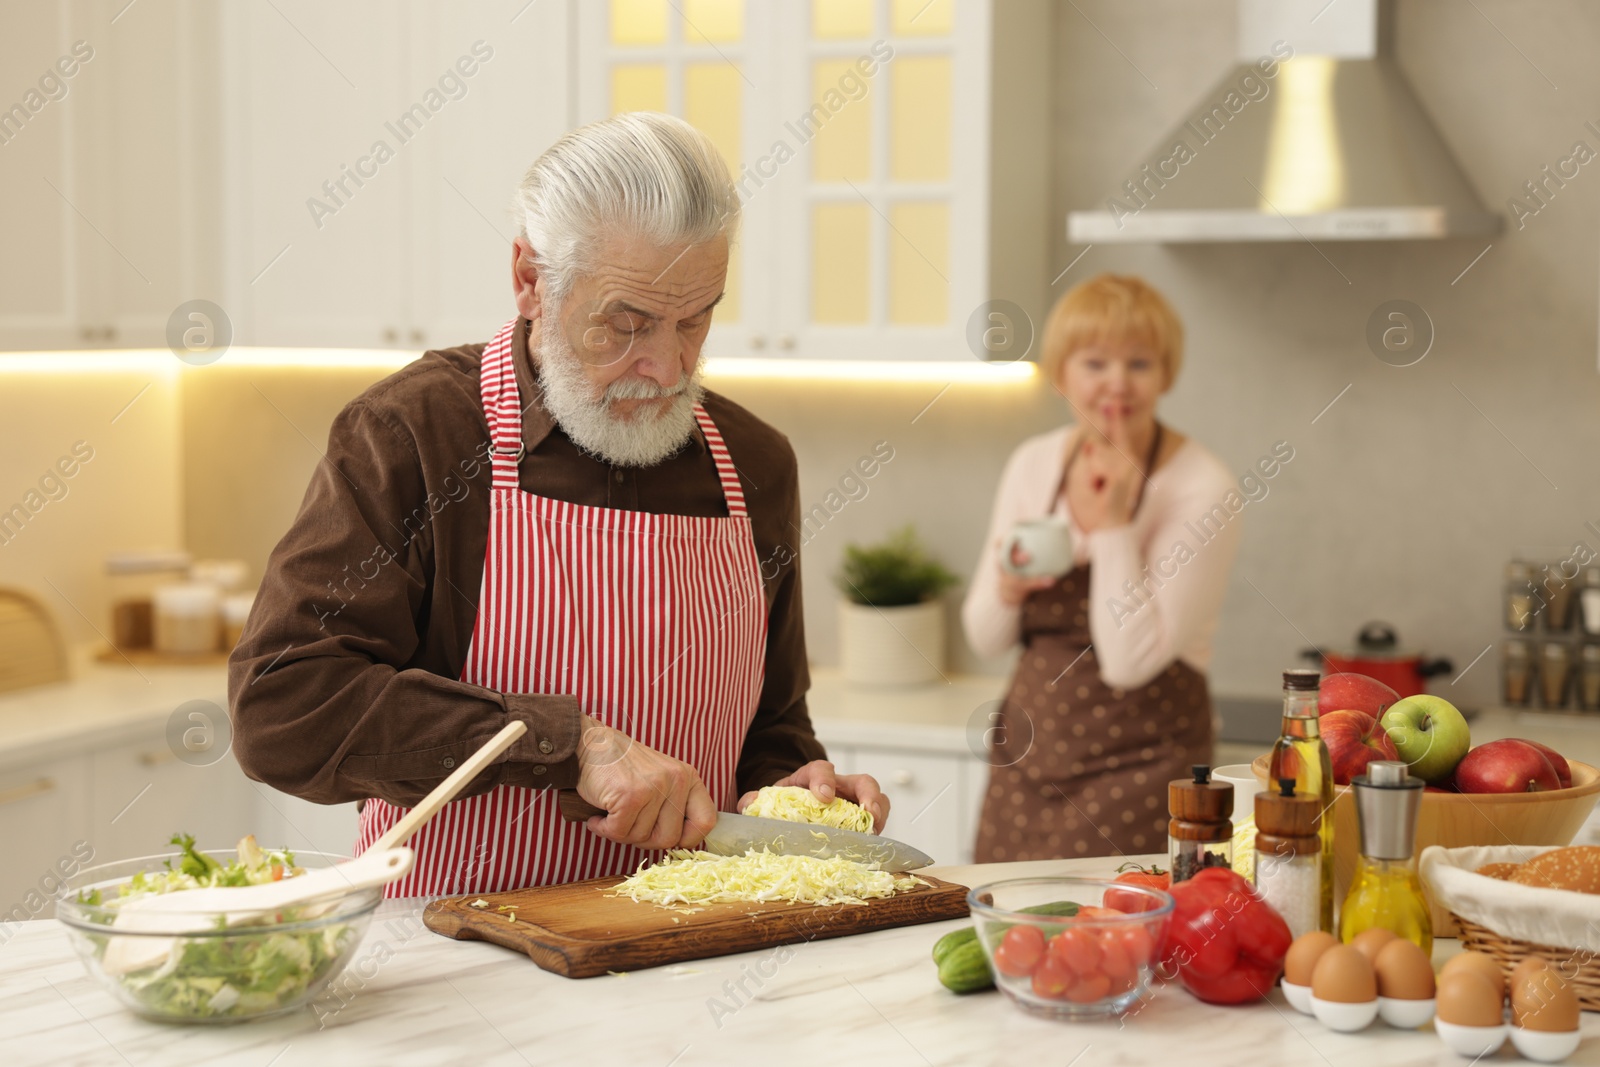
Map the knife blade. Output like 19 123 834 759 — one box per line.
556 791 934 872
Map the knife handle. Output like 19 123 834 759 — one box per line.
557 790 607 823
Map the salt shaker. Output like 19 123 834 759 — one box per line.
1253 778 1322 940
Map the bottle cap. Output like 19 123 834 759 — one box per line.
1352 761 1424 860
1282 669 1321 691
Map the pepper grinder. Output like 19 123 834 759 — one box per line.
1339 760 1431 955
1168 764 1232 884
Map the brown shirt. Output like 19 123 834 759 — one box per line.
228 318 824 809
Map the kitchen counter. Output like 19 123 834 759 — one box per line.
7 853 1599 1067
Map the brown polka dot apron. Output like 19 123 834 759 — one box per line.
974 426 1213 863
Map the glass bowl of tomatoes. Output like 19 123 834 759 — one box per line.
966 876 1173 1019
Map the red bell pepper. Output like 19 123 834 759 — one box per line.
1158 867 1291 1005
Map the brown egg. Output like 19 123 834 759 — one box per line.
1440 950 1507 1000
1312 944 1378 1004
1349 927 1398 963
1511 959 1580 1033
1437 971 1505 1027
1373 938 1435 1001
1285 930 1341 986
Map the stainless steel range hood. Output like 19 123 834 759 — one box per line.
1067 0 1500 243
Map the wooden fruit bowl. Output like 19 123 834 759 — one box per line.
1249 754 1600 937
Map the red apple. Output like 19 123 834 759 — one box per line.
1320 710 1400 785
1319 672 1403 718
1518 738 1572 789
1453 739 1562 794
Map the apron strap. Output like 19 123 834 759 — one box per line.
479 317 748 517
693 404 748 519
481 317 526 492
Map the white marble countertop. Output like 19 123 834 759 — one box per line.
0 653 227 768
8 853 1600 1067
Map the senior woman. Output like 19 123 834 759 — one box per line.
962 274 1241 863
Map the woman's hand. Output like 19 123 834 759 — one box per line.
735 760 890 833
1070 411 1143 532
995 548 1056 606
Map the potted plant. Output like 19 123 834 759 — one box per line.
835 526 958 687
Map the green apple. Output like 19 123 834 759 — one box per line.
1379 695 1471 783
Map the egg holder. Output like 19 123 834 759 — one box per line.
1286 977 1580 1059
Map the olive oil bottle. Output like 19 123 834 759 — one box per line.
1339 760 1432 955
1267 668 1334 932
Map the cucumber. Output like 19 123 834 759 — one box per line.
937 940 995 994
932 900 1082 993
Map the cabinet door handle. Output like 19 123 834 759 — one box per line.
383 327 399 344
409 328 425 344
750 335 767 350
891 769 915 787
777 334 796 350
0 778 56 806
138 750 176 767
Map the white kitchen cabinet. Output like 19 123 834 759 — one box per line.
0 755 89 916
220 0 571 350
575 0 1053 362
849 746 972 864
0 1 224 351
87 733 254 859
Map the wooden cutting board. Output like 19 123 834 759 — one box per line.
422 873 970 978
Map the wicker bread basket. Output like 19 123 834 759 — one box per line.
1421 844 1600 1010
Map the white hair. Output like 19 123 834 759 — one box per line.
513 111 741 311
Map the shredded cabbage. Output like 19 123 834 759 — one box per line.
740 785 873 832
612 849 921 907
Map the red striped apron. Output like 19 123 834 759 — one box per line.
356 317 768 897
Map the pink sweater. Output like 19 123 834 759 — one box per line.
961 426 1243 689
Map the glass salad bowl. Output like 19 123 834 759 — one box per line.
967 876 1174 1020
56 847 380 1024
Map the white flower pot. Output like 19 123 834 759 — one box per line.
837 599 945 687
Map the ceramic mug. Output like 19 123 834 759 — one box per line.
1000 518 1073 579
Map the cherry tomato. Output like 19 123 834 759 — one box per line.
1067 972 1112 1004
992 924 1045 977
1073 905 1124 921
1051 926 1103 976
1031 954 1074 1000
270 864 284 882
1116 923 1155 968
1097 931 1133 985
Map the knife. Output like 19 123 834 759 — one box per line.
556 791 934 872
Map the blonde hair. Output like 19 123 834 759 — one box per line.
1039 273 1184 387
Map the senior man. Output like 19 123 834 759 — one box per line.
229 113 886 896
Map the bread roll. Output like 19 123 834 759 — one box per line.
1475 862 1520 881
1509 846 1600 893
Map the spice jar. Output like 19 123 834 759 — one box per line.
1252 778 1322 940
1582 567 1600 638
1506 561 1536 631
1541 642 1573 709
1169 764 1232 883
106 550 191 651
1502 639 1534 706
222 592 255 650
1580 645 1600 712
153 583 221 654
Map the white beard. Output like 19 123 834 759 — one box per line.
532 318 706 468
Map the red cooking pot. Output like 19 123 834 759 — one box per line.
1303 622 1454 698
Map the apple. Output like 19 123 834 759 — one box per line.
1519 738 1572 789
1379 695 1471 784
1319 672 1402 718
1453 739 1562 794
1320 710 1400 785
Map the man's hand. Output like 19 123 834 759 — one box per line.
735 760 890 834
575 715 718 849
